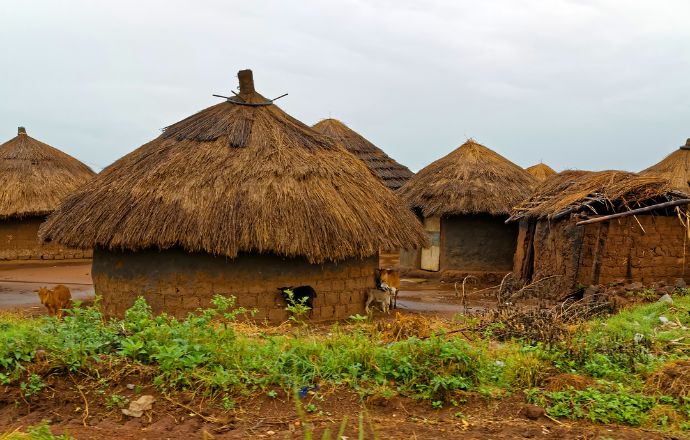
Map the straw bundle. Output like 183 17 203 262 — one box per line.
40 70 428 263
397 139 537 217
509 170 684 221
641 139 690 191
526 163 557 181
312 119 413 190
0 127 94 219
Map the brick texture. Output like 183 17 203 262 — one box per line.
92 248 376 322
0 217 92 261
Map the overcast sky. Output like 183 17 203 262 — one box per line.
1 0 688 173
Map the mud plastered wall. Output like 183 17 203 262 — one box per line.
92 248 377 321
0 217 92 261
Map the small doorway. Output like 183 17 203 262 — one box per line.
421 216 441 271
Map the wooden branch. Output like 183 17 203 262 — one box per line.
575 199 690 226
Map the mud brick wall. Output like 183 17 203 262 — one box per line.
527 219 585 295
441 215 518 272
577 215 689 285
0 217 92 261
92 248 377 322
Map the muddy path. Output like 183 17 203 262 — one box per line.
0 262 93 312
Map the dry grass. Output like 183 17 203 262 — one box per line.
509 169 685 221
397 139 537 217
526 163 557 181
312 118 413 191
0 127 94 219
641 139 690 192
645 360 690 399
40 70 428 263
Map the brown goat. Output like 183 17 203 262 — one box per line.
37 285 72 318
376 268 401 309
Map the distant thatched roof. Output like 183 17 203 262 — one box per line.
509 170 687 221
641 139 690 191
397 140 537 217
40 70 428 263
526 163 557 181
312 119 413 190
0 127 94 219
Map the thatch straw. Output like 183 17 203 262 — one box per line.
526 163 557 181
40 70 428 263
397 139 537 217
641 139 690 191
312 119 413 190
509 170 686 221
0 127 94 219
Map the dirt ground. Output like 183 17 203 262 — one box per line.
0 375 674 440
0 263 681 439
0 261 93 313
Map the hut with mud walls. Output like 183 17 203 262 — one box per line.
397 140 536 280
0 127 94 261
526 163 557 182
312 118 414 268
641 138 690 192
508 170 690 297
40 70 427 321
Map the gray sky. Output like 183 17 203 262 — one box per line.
1 0 688 173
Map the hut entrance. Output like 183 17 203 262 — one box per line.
421 216 441 271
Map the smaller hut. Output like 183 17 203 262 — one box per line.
312 118 414 268
509 170 690 296
641 138 690 191
0 127 94 261
312 119 413 191
398 140 536 275
526 163 557 181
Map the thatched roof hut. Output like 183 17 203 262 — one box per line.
397 140 537 274
526 163 557 182
0 127 94 219
509 170 690 295
0 127 94 261
312 119 413 190
40 70 427 320
398 140 537 217
641 138 690 192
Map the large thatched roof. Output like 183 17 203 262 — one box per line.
0 127 94 219
40 70 427 263
526 163 557 181
311 119 413 190
508 170 687 221
397 140 537 217
641 138 690 191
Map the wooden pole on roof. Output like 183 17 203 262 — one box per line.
575 199 690 226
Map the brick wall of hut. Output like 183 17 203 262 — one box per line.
0 217 92 261
92 248 376 321
515 215 689 295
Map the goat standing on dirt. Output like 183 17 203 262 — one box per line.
365 287 392 315
376 268 400 309
37 285 72 318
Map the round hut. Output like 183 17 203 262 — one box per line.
397 139 536 275
526 163 557 182
40 70 427 321
641 138 690 191
311 119 413 191
0 127 94 261
312 118 414 268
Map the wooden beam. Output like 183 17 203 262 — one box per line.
575 199 690 226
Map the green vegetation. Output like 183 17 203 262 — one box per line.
1 294 689 433
1 422 73 440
